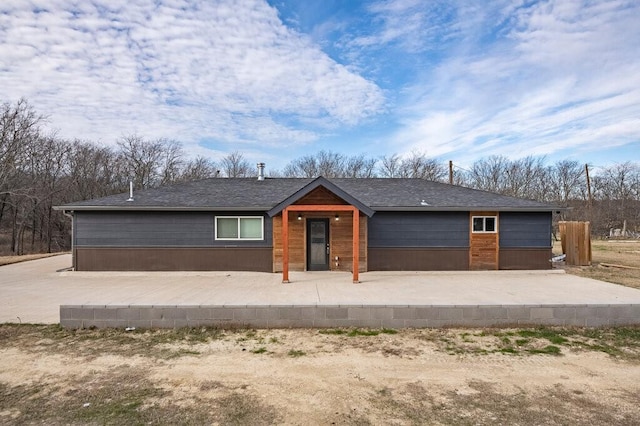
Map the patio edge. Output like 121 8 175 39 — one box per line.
59 304 640 329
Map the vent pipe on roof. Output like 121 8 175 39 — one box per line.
257 162 265 181
127 181 134 202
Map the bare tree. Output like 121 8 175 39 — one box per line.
282 151 380 178
344 154 377 178
591 162 640 236
316 151 345 178
220 151 251 177
503 156 547 199
117 136 185 188
158 139 184 185
593 162 639 201
282 154 319 177
67 141 123 200
0 99 47 253
398 151 447 181
0 99 43 197
548 160 585 203
180 156 220 181
379 154 402 178
465 156 553 200
283 150 448 180
378 152 446 181
467 155 510 194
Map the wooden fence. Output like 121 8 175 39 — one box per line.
559 221 592 266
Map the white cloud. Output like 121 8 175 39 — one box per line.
375 0 640 163
0 0 384 153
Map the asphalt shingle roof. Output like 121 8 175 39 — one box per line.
56 177 557 212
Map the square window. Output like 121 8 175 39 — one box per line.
472 216 497 233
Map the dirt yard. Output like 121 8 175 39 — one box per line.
2 325 640 425
558 240 640 289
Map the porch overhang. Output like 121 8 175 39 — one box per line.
281 204 362 284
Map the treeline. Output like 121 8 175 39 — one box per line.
1 99 638 254
278 151 640 240
0 100 238 254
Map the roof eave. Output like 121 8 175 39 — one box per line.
372 206 564 212
53 205 272 212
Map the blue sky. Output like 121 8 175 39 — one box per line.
1 0 638 172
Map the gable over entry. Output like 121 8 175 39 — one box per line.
267 177 375 283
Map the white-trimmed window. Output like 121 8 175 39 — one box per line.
472 216 497 233
215 216 264 240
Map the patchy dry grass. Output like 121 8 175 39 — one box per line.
443 327 640 360
556 239 640 289
371 380 640 425
0 368 277 425
2 325 640 424
0 324 227 360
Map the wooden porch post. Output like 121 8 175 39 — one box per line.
352 207 360 283
282 208 289 283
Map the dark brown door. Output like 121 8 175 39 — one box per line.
307 219 329 270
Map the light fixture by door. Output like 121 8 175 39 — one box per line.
297 213 302 221
334 214 340 221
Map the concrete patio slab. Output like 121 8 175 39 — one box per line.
2 254 640 327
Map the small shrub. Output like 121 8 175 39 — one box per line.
517 328 569 345
527 345 562 355
319 329 347 335
287 349 306 357
348 329 380 337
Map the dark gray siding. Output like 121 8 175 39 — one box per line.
75 211 272 247
368 212 469 247
499 212 552 248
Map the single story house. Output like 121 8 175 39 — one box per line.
55 173 559 282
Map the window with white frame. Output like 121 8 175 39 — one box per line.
215 216 264 240
472 216 497 233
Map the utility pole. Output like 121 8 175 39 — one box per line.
585 163 592 207
449 160 454 185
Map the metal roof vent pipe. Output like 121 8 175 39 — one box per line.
127 181 134 202
257 162 266 181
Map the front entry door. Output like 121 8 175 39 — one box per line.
307 219 329 270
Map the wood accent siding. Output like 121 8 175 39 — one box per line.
294 186 348 205
499 248 552 270
329 213 367 273
273 212 367 272
75 247 272 271
368 248 469 271
469 211 499 270
273 213 305 271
